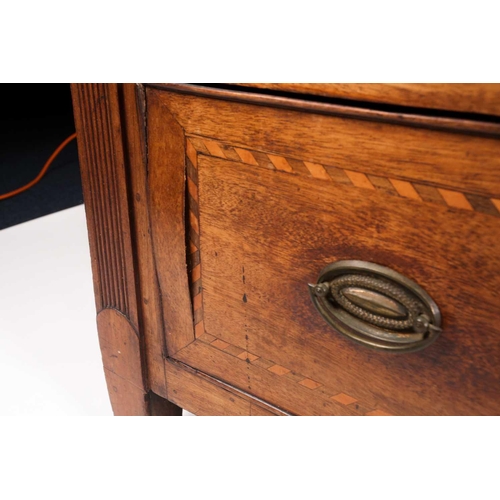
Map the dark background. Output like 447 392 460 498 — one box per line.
0 84 82 230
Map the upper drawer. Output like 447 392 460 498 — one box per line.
234 83 500 117
152 84 500 197
146 85 500 415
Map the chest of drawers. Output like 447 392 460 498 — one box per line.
71 83 500 415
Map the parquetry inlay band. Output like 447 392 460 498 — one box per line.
196 330 390 416
187 134 500 218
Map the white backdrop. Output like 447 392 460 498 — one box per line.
0 206 112 415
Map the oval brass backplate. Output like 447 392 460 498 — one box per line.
309 260 442 353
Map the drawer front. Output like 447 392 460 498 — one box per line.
146 86 500 416
235 83 500 117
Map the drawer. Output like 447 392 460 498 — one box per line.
146 85 500 416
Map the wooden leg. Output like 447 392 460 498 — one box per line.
149 391 183 416
72 84 155 416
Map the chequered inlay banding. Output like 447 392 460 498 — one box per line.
186 138 205 339
187 134 500 217
196 331 391 416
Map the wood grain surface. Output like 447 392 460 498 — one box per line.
117 84 168 398
152 84 500 138
153 89 500 197
96 309 148 415
146 89 195 356
72 84 155 415
185 135 500 218
164 359 285 416
75 83 500 416
71 84 139 323
233 83 500 116
176 153 500 415
143 87 500 415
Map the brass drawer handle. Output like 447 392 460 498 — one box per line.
309 260 442 353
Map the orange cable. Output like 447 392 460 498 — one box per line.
0 132 77 201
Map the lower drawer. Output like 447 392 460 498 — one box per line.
147 86 500 415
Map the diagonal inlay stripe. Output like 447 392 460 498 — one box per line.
194 320 205 339
211 339 230 350
299 378 322 390
188 137 210 155
190 250 200 268
287 158 311 176
234 147 259 166
187 177 198 202
465 194 500 216
389 179 423 201
189 210 199 234
224 344 246 357
268 154 293 172
203 139 226 159
304 161 331 180
237 351 259 362
323 165 352 185
367 174 398 195
187 135 499 218
331 393 357 405
191 264 201 282
414 184 447 205
193 292 203 311
189 241 198 255
438 188 473 210
219 144 241 162
251 151 276 170
186 140 198 167
268 364 291 376
344 170 376 190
